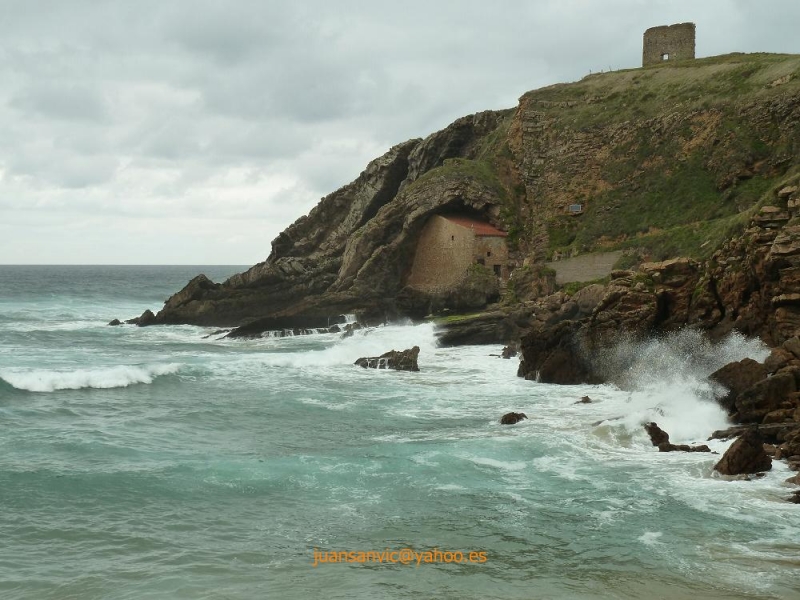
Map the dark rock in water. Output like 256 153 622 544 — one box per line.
328 324 341 333
126 309 156 327
714 429 772 475
517 320 598 385
226 315 347 339
202 328 233 339
575 395 593 404
645 422 671 447
500 412 527 425
709 358 767 414
645 422 711 452
108 319 122 326
341 322 363 339
665 443 712 453
501 344 518 359
787 490 800 503
355 346 420 371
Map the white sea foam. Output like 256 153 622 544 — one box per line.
593 330 769 442
256 322 440 369
638 531 663 545
0 363 180 392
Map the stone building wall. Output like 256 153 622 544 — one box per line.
474 236 510 279
642 22 695 66
406 216 510 292
406 216 475 292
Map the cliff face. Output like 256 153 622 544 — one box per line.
147 52 800 333
151 110 514 326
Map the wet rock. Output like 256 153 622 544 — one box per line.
126 309 156 327
108 318 122 326
709 358 767 414
500 412 528 425
355 346 420 372
341 322 363 339
575 396 593 404
785 473 800 485
517 320 598 385
714 429 772 475
644 422 711 452
501 344 518 359
645 422 671 446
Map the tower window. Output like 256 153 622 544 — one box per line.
487 251 492 257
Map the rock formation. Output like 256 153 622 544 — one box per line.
355 346 420 372
644 422 711 453
500 412 528 425
129 53 800 342
714 429 772 475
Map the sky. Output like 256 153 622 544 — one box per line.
1 0 798 265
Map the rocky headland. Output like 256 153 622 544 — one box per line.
125 53 800 489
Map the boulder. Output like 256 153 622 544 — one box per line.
714 429 772 475
709 358 767 413
575 396 593 404
645 422 670 446
355 346 420 371
734 371 796 422
126 309 156 327
108 318 122 326
500 412 528 425
501 344 518 359
644 422 711 452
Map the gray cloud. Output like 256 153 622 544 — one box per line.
0 0 798 263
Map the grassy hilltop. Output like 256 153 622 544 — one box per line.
431 53 800 268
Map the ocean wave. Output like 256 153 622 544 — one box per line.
0 363 181 393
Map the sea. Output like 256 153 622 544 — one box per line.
1 265 799 600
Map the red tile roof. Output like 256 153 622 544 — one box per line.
443 216 508 237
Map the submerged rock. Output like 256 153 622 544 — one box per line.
500 412 527 425
714 429 772 475
575 395 593 404
355 346 420 371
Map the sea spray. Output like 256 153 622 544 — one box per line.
594 329 769 442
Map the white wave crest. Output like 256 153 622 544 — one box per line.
0 363 180 392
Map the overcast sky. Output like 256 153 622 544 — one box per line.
1 0 797 264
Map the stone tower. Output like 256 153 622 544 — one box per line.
642 22 696 67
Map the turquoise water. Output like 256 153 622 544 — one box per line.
1 266 799 599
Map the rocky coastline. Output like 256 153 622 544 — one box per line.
117 53 800 497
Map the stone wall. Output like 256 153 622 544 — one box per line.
643 22 695 67
545 251 623 284
406 216 475 291
406 216 510 292
474 236 510 279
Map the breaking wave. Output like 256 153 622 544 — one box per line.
0 363 181 393
596 330 770 442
